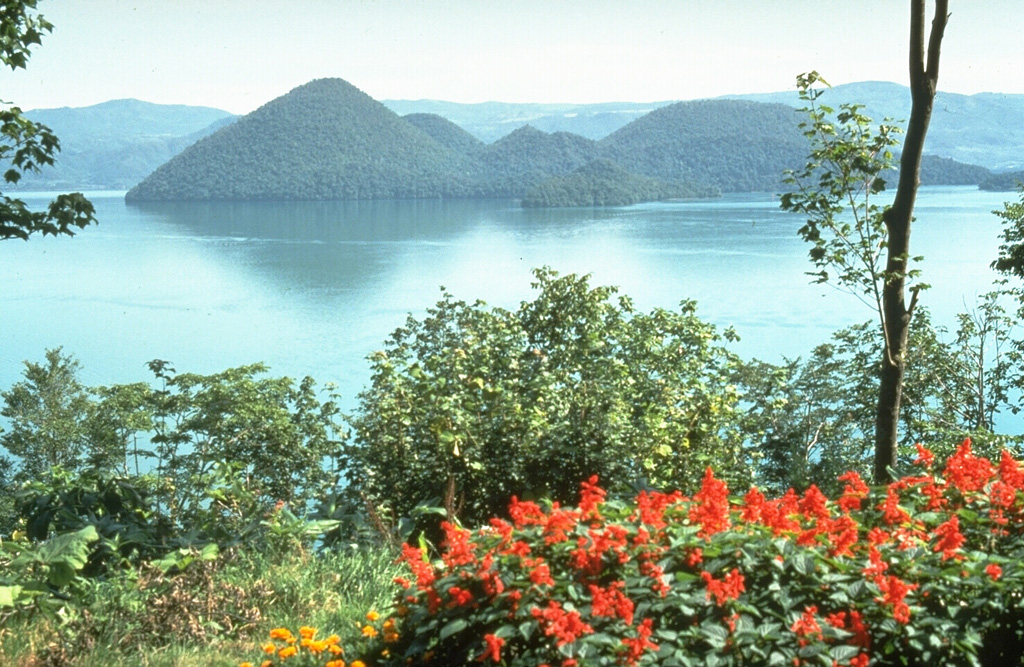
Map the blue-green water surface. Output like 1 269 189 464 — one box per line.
1 187 1014 421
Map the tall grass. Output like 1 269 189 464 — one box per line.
0 543 403 666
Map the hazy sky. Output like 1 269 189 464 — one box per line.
1 1 1022 114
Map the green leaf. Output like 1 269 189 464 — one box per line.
0 585 24 608
439 618 468 640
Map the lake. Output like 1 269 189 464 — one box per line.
1 186 1016 418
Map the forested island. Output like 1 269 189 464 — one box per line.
124 78 998 208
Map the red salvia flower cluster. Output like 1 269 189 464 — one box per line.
386 443 1024 667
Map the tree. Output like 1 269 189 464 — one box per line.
781 0 949 482
346 268 746 529
0 348 93 479
0 0 95 240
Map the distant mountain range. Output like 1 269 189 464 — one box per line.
386 83 1024 173
14 79 1024 200
15 100 235 191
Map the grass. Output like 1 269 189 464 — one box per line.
0 543 403 667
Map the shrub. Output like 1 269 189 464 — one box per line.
346 268 746 530
359 438 1024 666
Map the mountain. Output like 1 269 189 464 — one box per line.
126 79 480 201
402 113 484 156
522 158 719 208
724 81 1024 171
382 100 672 143
14 99 235 190
476 125 599 197
979 171 1024 191
598 100 808 193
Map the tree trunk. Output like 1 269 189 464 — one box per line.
873 0 949 483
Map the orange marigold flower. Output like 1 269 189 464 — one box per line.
240 663 254 667
351 660 367 667
366 610 380 622
299 626 316 640
262 642 276 654
325 660 345 667
261 661 273 667
362 624 379 638
278 645 298 659
269 627 294 641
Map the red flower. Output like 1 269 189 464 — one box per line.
790 605 822 646
620 618 658 666
477 633 504 663
874 575 918 624
528 560 555 587
913 443 935 468
447 585 474 607
999 449 1024 490
531 601 594 647
944 438 995 493
986 563 1003 580
441 521 477 567
837 470 869 513
689 467 731 538
579 475 607 519
701 568 745 606
878 487 911 526
932 515 965 561
509 496 546 527
588 580 635 625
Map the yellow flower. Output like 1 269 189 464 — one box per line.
366 610 380 622
299 626 317 640
361 625 378 638
278 645 298 659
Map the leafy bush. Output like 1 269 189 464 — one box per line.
361 439 1024 667
346 268 746 530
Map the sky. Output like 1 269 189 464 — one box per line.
1 0 1022 115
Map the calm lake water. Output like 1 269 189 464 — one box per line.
1 186 1016 418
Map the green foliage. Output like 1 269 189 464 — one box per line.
1 348 95 480
370 445 1024 667
346 268 747 529
780 71 911 320
521 158 718 208
739 307 1020 496
992 188 1024 285
0 0 96 240
145 361 346 526
0 524 98 623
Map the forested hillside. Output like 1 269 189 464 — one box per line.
126 79 479 200
475 126 600 197
123 78 1000 204
598 100 809 192
521 158 719 207
401 113 484 156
